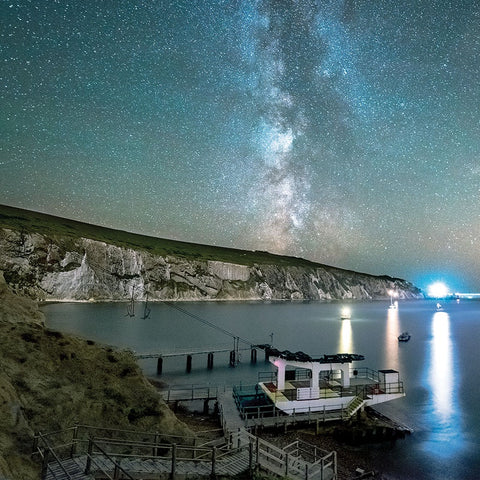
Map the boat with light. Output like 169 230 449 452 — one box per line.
398 332 411 342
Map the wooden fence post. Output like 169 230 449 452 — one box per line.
210 446 216 479
85 439 93 474
41 449 49 478
153 432 159 456
70 425 78 457
113 461 120 480
249 440 254 475
170 443 177 479
32 435 39 456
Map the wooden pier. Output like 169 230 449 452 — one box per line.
135 345 263 374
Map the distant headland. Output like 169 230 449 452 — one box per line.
0 204 423 302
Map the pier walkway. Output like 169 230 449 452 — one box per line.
218 388 247 433
135 346 253 359
135 344 263 374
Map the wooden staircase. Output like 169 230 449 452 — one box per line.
44 458 92 480
345 395 366 418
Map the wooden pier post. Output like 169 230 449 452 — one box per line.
186 355 192 373
157 357 163 375
207 352 214 369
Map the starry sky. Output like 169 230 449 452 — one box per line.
1 1 479 293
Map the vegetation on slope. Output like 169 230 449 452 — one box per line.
0 203 395 279
0 271 190 479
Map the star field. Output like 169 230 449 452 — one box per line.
1 0 479 292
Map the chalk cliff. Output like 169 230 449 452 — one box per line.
0 226 422 302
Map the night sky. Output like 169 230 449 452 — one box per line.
1 1 479 292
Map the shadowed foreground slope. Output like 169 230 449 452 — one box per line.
0 271 190 479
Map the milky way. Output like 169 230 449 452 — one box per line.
1 1 479 291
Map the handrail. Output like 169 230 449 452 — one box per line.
83 453 115 480
34 423 203 451
229 428 335 480
90 436 217 459
87 438 136 480
162 384 223 402
35 432 74 480
35 419 337 480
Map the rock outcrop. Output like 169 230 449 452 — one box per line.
0 227 423 302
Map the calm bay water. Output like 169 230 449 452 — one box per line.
43 299 480 480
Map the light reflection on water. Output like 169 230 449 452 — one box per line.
384 307 400 371
338 319 353 353
423 311 463 458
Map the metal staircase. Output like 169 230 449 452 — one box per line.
345 395 366 418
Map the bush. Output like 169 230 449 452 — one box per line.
20 332 39 344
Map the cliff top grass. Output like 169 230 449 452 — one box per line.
0 203 364 274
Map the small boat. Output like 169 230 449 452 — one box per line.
340 307 351 320
436 303 443 311
398 331 411 342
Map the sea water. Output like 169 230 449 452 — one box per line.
43 299 480 480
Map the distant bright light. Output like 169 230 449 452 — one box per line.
428 282 449 298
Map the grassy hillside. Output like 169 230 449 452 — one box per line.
0 272 191 479
0 203 356 272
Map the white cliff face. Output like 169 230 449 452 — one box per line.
207 261 250 281
0 228 423 302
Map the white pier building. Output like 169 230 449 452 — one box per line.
258 351 405 417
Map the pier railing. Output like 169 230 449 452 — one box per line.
233 381 404 422
33 423 336 480
32 424 252 479
160 384 226 402
226 428 337 480
259 366 380 385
